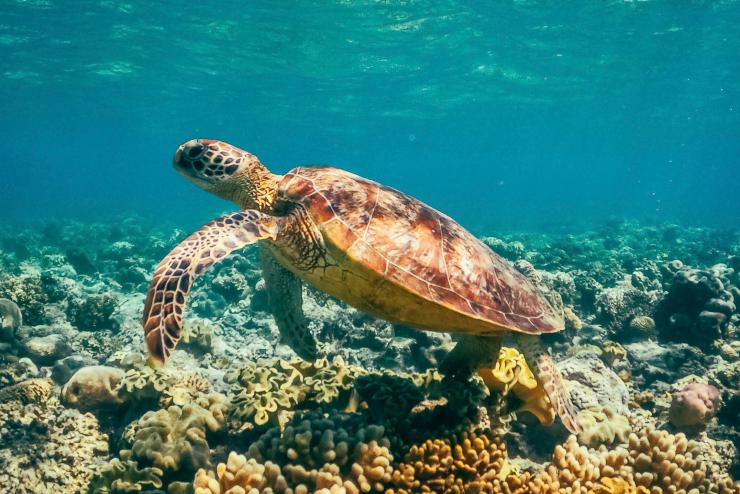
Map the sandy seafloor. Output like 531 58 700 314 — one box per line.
0 217 738 494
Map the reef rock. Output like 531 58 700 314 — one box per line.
21 333 73 365
559 352 629 415
61 365 127 412
656 266 736 350
0 297 22 343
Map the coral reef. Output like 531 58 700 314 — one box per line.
0 218 738 493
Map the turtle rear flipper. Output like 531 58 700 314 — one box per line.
143 210 281 365
259 245 319 360
517 334 581 434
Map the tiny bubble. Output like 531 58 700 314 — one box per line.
408 134 416 142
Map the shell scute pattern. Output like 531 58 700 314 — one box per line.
279 167 563 335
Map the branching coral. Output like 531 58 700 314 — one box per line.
387 429 512 493
193 453 291 494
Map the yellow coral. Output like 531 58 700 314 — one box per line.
193 452 291 494
476 346 554 425
130 403 223 474
388 429 512 493
577 405 631 447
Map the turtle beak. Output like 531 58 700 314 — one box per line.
173 146 183 166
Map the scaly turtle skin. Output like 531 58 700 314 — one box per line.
143 139 581 433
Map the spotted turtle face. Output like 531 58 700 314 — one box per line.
173 139 251 187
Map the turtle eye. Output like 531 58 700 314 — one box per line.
187 143 205 158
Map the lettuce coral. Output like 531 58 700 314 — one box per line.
476 346 555 426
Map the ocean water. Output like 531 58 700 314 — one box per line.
1 0 739 232
1 2 740 493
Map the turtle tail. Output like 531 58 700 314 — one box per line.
517 334 581 434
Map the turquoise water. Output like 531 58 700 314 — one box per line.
1 1 739 231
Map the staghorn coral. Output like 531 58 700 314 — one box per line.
88 450 164 493
476 346 554 426
576 405 631 447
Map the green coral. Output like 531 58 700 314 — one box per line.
128 402 224 480
0 272 48 325
118 365 173 403
88 450 163 494
181 318 215 355
576 405 631 447
66 292 119 331
246 408 389 472
224 356 367 432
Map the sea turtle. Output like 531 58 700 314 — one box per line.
143 139 581 433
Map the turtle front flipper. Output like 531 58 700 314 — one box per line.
517 334 581 434
143 210 281 365
259 245 319 361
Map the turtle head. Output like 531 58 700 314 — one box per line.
174 139 278 211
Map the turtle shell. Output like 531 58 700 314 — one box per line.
277 166 563 335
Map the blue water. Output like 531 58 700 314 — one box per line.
1 1 739 232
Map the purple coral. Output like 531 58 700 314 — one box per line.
669 382 722 427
